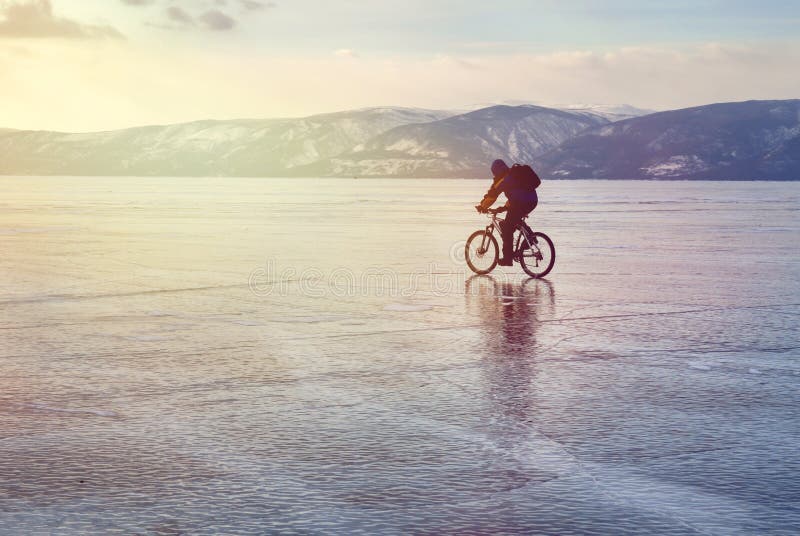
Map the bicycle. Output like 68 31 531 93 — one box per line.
465 207 555 278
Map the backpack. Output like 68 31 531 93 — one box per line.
509 163 541 190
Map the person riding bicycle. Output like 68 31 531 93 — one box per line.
475 159 539 266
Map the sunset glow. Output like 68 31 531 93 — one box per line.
1 0 799 131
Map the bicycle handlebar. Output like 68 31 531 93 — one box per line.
475 205 506 215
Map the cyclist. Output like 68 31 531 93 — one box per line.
475 159 539 266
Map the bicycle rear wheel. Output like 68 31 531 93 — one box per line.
517 231 555 278
465 230 499 275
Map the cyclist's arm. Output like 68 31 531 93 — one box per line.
478 193 498 211
477 176 506 211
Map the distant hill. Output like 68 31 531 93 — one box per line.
300 105 609 178
0 107 452 177
555 104 655 123
1 100 797 179
458 102 653 123
537 100 800 180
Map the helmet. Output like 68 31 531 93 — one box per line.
491 159 509 178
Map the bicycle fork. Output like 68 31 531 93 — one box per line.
479 225 494 254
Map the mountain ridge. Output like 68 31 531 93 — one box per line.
1 100 798 180
299 104 610 178
537 99 800 180
0 107 453 177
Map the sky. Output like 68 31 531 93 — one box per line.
0 0 798 131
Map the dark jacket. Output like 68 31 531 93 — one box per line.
479 167 539 210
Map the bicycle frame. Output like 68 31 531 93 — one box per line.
479 212 535 254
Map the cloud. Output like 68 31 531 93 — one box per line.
154 5 242 32
3 40 799 132
198 9 235 31
239 0 276 10
334 48 358 58
0 0 123 39
135 0 275 33
165 6 193 25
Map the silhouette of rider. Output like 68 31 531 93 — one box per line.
475 159 539 266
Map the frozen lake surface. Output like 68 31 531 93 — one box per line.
1 177 799 534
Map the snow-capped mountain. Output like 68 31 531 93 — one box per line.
0 107 452 176
2 100 797 179
300 105 609 178
458 102 652 122
537 100 800 180
555 104 655 122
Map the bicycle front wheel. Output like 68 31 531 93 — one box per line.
518 231 555 278
465 230 499 275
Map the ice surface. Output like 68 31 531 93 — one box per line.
382 303 435 312
15 403 119 418
0 177 799 534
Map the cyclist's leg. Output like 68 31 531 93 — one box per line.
501 205 525 259
525 195 538 219
517 199 538 249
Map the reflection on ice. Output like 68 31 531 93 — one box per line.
0 178 799 534
466 275 556 356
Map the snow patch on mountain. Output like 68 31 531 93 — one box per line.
641 155 709 177
557 104 655 122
